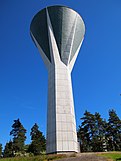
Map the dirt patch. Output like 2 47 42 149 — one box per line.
55 154 107 161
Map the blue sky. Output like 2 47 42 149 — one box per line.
0 0 121 148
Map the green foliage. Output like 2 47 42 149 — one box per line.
106 109 121 151
28 123 46 155
91 112 107 152
3 141 14 158
78 110 107 152
99 152 121 161
10 119 27 153
0 154 67 161
1 108 121 159
0 143 2 157
77 111 94 151
78 109 121 152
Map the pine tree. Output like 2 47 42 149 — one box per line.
77 125 90 152
78 110 95 152
3 141 14 157
0 144 2 157
28 123 46 155
106 109 121 151
91 112 107 152
78 111 107 152
10 119 27 153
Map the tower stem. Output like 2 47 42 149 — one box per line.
46 64 78 153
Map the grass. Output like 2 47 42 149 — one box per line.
98 152 121 161
2 152 121 161
0 154 69 161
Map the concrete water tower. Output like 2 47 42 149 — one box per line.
30 5 85 154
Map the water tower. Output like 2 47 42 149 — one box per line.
30 5 85 154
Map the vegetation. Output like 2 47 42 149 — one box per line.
1 109 121 159
10 119 27 153
78 109 121 152
0 154 67 161
0 144 2 157
98 152 121 161
28 123 46 155
2 119 46 158
3 141 14 157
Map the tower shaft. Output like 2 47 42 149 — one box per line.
47 65 78 153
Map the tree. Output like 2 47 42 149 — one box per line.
0 144 2 157
106 109 121 151
78 110 95 152
77 125 90 152
78 111 107 152
10 119 27 153
3 141 14 157
28 123 46 155
91 112 107 152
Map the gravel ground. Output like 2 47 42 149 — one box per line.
55 154 107 161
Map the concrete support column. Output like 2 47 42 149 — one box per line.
46 64 78 154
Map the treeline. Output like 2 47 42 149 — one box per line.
0 119 46 158
0 109 121 157
77 109 121 152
